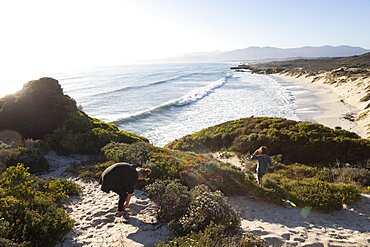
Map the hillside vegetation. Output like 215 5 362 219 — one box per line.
1 78 369 246
246 52 370 74
166 117 370 166
0 77 147 169
0 78 149 246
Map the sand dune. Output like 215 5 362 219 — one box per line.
43 152 170 247
56 179 170 247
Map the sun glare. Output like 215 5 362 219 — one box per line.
0 0 215 96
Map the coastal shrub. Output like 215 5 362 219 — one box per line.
146 152 186 180
0 78 78 139
166 117 370 166
100 142 209 181
147 149 209 181
0 141 49 173
174 185 240 235
274 163 318 180
180 161 249 195
102 142 155 165
37 177 81 202
316 167 370 186
67 160 115 180
0 77 146 155
262 174 361 211
0 164 78 246
145 180 190 223
46 111 147 154
156 223 266 247
145 181 240 236
0 238 20 247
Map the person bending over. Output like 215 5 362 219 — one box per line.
99 162 151 217
250 146 273 186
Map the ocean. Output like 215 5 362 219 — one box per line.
55 63 298 146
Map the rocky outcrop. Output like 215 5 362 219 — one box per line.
0 77 78 139
0 77 148 154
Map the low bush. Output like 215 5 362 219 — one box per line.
0 237 20 247
145 181 240 236
145 180 190 223
0 164 80 246
317 167 370 186
37 177 81 202
180 161 249 195
262 174 361 211
101 142 210 181
273 163 318 180
66 160 115 181
0 141 49 173
46 112 147 154
175 184 240 235
156 223 266 247
102 142 155 165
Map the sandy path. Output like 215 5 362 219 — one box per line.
56 179 170 247
45 149 370 247
231 195 370 247
43 152 170 247
213 151 370 246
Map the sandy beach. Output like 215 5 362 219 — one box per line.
271 74 368 138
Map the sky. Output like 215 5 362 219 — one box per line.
0 0 369 95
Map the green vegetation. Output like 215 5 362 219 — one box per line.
0 141 49 173
166 117 370 166
0 74 367 246
0 77 147 155
262 173 361 211
146 181 240 236
0 78 78 139
0 164 80 246
46 112 147 154
180 161 249 195
248 52 370 73
73 132 365 213
156 223 266 247
101 142 210 181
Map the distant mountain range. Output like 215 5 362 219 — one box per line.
167 45 370 62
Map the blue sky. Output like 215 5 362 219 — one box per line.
0 0 368 87
142 0 370 50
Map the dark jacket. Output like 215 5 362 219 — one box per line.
99 162 138 196
250 153 272 175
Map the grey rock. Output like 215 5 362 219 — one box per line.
281 232 291 240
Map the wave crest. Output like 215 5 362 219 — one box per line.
114 76 229 125
176 77 227 106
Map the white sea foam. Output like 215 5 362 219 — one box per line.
57 63 299 146
176 77 227 106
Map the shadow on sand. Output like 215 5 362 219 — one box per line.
230 193 370 233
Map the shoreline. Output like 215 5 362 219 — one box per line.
271 74 368 138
